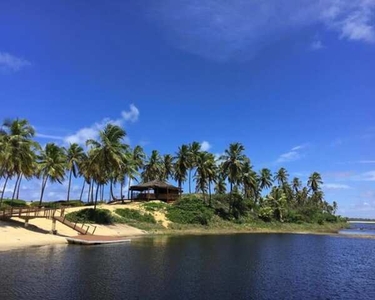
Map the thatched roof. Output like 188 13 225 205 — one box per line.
129 180 180 191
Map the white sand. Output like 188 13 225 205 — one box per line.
0 203 152 252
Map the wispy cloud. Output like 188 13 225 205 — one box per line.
64 104 139 145
150 0 375 61
353 170 375 181
35 133 64 140
201 141 211 151
0 51 31 71
121 104 140 122
323 183 352 190
276 143 309 163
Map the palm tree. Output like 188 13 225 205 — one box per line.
220 143 247 211
214 173 226 195
292 177 302 194
66 143 85 202
275 168 289 186
173 144 189 192
265 187 287 222
307 172 323 193
127 146 145 199
220 143 247 194
37 143 66 205
194 152 216 204
188 142 201 193
161 154 174 181
0 119 38 201
86 124 127 207
242 161 258 200
141 150 163 182
259 168 273 191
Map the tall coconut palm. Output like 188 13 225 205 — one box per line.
220 143 247 194
188 142 201 193
66 143 85 202
194 151 216 204
214 173 226 195
307 172 323 193
292 177 302 194
220 143 247 211
275 168 289 187
173 144 189 192
37 143 66 205
1 119 38 201
126 146 145 198
161 154 174 181
259 168 273 191
141 150 163 182
242 161 258 200
86 124 128 205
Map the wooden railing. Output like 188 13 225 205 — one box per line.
0 207 58 219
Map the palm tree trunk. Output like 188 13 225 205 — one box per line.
101 184 104 201
189 169 191 194
67 169 73 202
16 174 23 200
127 178 132 200
95 182 100 203
229 182 233 213
0 175 10 206
39 176 48 205
91 179 94 203
12 174 21 200
120 181 124 204
79 180 85 202
93 184 98 211
208 181 212 207
87 180 91 203
110 179 115 200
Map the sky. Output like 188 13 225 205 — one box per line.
1 0 375 218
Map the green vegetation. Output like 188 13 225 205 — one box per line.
115 208 156 223
2 199 27 207
0 118 344 234
167 196 214 225
30 200 84 208
141 202 168 212
65 208 115 224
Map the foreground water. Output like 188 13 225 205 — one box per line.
1 233 375 300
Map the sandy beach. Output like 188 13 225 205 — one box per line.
0 204 148 252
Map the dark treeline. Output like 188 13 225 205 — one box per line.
0 118 339 223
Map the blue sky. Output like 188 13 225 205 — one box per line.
1 0 375 217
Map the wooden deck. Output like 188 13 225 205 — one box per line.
66 235 131 245
0 207 97 235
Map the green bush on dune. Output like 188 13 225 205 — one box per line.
65 208 115 224
115 208 157 224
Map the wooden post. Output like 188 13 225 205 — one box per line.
51 219 57 235
24 218 29 228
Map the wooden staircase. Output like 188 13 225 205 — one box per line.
54 213 97 235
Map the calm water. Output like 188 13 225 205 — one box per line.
340 222 375 236
1 234 375 300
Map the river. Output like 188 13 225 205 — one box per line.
0 233 375 300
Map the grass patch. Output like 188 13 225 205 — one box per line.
65 208 115 225
114 208 164 231
1 199 28 207
141 202 168 212
167 196 214 225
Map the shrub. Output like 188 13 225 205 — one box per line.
65 208 114 224
2 199 28 207
258 206 274 222
142 202 168 212
115 208 156 223
166 195 214 225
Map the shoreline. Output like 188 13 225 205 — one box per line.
1 221 373 253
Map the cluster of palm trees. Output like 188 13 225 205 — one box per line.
0 118 335 214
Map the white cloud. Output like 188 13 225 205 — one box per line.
122 104 139 122
36 133 64 140
64 105 139 145
354 170 375 181
0 51 31 71
358 160 375 164
201 141 211 151
276 144 308 163
149 0 375 61
311 39 324 50
323 183 352 190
